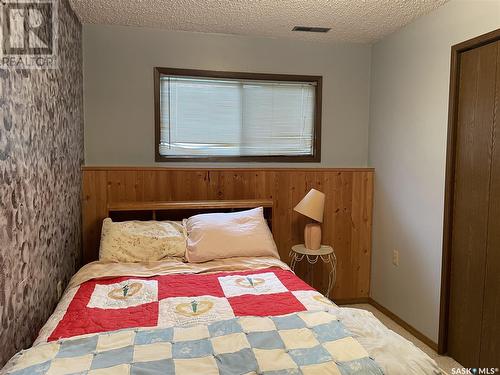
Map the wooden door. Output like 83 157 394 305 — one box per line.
479 43 500 367
447 40 499 367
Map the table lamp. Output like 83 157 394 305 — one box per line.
293 188 325 250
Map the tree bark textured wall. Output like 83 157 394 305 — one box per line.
0 0 83 366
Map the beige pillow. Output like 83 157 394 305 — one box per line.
185 207 279 263
99 218 187 262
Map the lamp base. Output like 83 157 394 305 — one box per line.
304 223 321 250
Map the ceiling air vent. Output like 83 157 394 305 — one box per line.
292 26 331 33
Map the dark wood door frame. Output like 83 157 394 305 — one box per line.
439 28 500 355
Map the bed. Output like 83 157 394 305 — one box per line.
1 200 442 375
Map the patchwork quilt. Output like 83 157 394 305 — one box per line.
2 258 443 374
45 267 336 342
4 311 384 375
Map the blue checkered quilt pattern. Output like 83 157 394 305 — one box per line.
4 311 384 375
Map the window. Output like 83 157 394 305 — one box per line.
154 68 322 162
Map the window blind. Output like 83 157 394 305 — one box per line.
159 76 316 157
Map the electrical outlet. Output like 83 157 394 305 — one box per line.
392 249 400 266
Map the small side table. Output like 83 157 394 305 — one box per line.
289 244 337 298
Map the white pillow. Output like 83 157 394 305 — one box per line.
99 218 187 262
184 207 279 263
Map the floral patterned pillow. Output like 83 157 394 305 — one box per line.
99 218 187 262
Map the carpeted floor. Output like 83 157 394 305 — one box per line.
345 304 463 375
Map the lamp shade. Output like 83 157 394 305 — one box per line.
293 188 325 223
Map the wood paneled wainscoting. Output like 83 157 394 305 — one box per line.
82 167 374 301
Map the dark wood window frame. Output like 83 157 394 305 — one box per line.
154 67 322 162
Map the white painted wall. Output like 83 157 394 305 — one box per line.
83 25 371 167
369 0 500 342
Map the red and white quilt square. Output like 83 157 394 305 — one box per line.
49 301 158 341
158 296 235 327
291 290 335 311
87 279 158 309
272 270 316 292
157 274 224 299
229 292 307 316
218 272 287 297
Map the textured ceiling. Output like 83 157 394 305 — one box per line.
69 0 449 43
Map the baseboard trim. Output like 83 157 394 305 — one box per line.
334 297 371 305
332 296 438 351
368 298 439 351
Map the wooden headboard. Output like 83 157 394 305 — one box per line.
82 167 374 301
106 199 273 227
